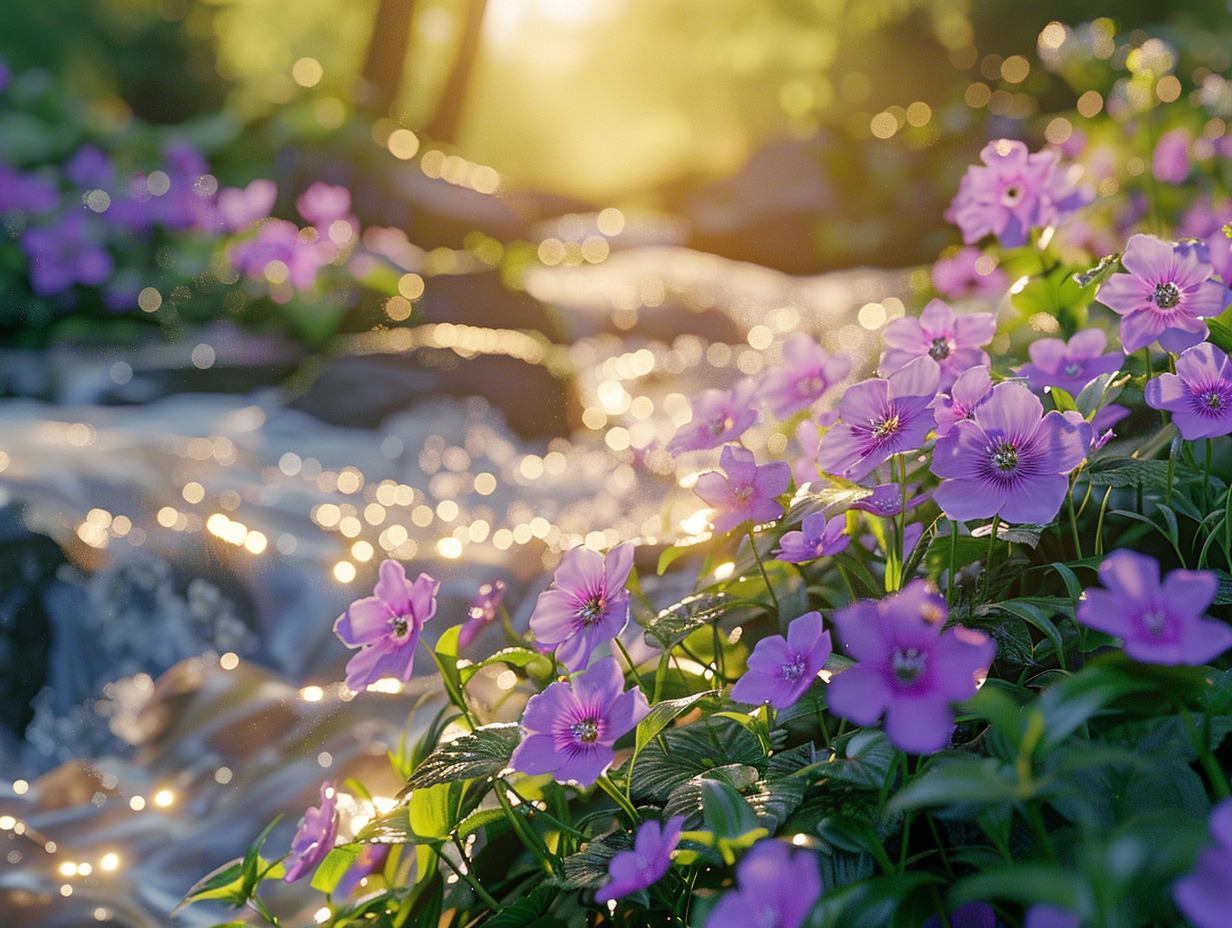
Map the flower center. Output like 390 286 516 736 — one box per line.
1001 185 1022 206
1152 281 1182 310
1142 609 1166 637
388 615 410 637
781 656 807 682
991 440 1019 473
892 647 927 685
1064 362 1081 378
708 415 735 437
928 337 951 361
734 485 754 504
870 414 900 440
577 595 606 626
569 719 600 743
801 374 825 395
1203 390 1224 411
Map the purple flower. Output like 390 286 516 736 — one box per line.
1076 550 1232 666
1174 798 1232 928
21 212 113 296
757 333 851 419
774 512 849 563
667 381 760 455
931 381 1092 525
815 356 940 482
458 580 507 651
333 560 439 691
827 580 995 754
1144 342 1232 440
1096 233 1229 353
1024 905 1082 928
1017 329 1125 396
730 611 832 709
1152 127 1191 184
228 218 333 290
334 844 390 897
530 544 633 673
851 482 930 518
0 164 58 214
924 901 1001 928
297 182 353 226
880 299 996 392
283 782 338 882
945 139 1093 248
704 839 820 928
931 364 994 438
595 815 684 903
792 413 833 486
65 145 114 189
693 445 791 535
217 178 277 233
932 247 1009 300
509 656 650 788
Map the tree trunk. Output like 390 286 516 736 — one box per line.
360 0 415 116
423 0 489 145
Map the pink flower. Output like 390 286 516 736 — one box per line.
815 355 940 482
1144 342 1232 440
931 247 1009 300
1076 549 1232 666
730 611 832 709
1095 233 1229 354
666 380 759 455
1152 127 1191 184
757 333 851 419
945 139 1093 248
458 580 507 651
297 182 353 226
931 381 1092 525
827 581 995 754
693 445 791 535
595 816 684 903
333 560 439 691
880 299 996 392
217 179 277 233
283 782 339 882
509 656 649 788
931 364 993 438
530 544 633 673
1017 329 1124 396
774 512 849 563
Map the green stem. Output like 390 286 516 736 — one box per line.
499 780 588 839
597 773 640 825
947 521 960 607
613 636 647 693
440 844 503 910
749 529 781 616
982 515 1000 601
1094 487 1113 557
493 779 560 875
1066 474 1083 560
1179 705 1231 800
1205 438 1214 513
427 648 479 730
895 453 909 592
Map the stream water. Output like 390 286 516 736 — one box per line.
0 245 903 926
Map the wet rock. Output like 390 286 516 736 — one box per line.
0 505 62 742
288 348 578 441
418 269 566 342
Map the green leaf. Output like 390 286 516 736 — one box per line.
630 716 766 802
1071 251 1121 290
408 781 467 841
1048 386 1079 414
311 844 364 894
176 859 246 910
700 779 763 840
960 680 1029 750
459 648 542 684
1075 371 1127 419
923 535 989 584
887 757 1023 814
1034 662 1163 754
644 592 752 650
819 730 896 790
560 830 633 890
952 863 1087 913
1088 457 1174 489
634 691 719 758
1208 314 1232 354
485 883 558 928
404 724 520 790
